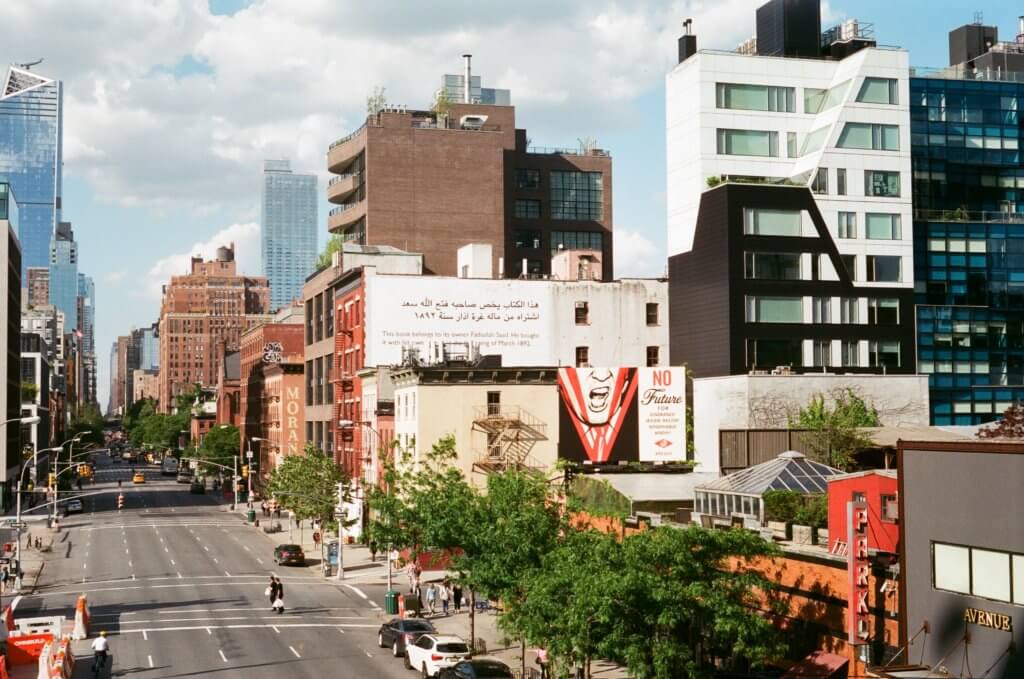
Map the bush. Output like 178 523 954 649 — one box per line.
706 175 722 188
794 495 829 529
762 490 828 528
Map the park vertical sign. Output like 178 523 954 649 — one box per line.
847 501 870 644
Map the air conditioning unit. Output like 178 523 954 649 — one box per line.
575 301 587 308
885 498 899 521
340 379 354 393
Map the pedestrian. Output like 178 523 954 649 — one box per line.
406 562 416 593
313 531 321 549
260 501 267 517
425 583 437 616
440 583 450 616
369 541 377 563
452 584 463 614
272 576 285 614
0 566 8 594
266 576 278 611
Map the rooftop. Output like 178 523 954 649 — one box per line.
696 451 843 496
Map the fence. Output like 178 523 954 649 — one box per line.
719 429 814 474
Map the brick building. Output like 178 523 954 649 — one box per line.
326 60 613 280
26 266 48 308
157 245 270 412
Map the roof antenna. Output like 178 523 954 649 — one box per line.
15 59 44 70
972 11 983 25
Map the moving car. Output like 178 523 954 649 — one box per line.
161 457 179 476
189 481 205 494
439 659 514 679
64 499 84 514
273 544 305 566
405 634 471 677
377 618 437 658
176 468 194 484
132 472 145 484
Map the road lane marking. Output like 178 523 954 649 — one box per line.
89 623 380 635
177 572 182 579
337 627 345 634
224 570 231 577
206 627 212 635
344 584 369 600
289 645 301 658
148 655 153 668
365 650 372 658
204 546 209 551
142 630 148 640
170 559 175 566
272 625 280 633
256 557 263 564
213 558 218 563
218 649 227 662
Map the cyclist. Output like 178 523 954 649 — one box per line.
91 630 110 671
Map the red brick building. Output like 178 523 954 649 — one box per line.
333 269 367 480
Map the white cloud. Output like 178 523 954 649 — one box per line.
0 0 767 212
103 270 126 284
614 228 665 278
142 221 260 300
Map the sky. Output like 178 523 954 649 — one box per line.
1 0 1020 410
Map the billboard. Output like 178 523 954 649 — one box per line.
558 367 687 464
365 276 554 366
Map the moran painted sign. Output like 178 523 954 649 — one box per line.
847 500 870 644
964 607 1013 632
284 385 302 456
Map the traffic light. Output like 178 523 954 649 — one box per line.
117 494 124 510
241 465 249 478
48 473 56 488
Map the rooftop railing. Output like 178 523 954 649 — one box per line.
911 64 1024 84
526 145 610 157
915 208 1024 223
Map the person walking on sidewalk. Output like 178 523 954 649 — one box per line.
425 583 437 616
267 576 278 610
452 584 463 614
272 576 285 614
440 582 450 616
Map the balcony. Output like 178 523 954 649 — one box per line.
327 172 362 204
328 199 366 233
327 123 369 174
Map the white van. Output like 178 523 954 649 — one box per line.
161 457 179 476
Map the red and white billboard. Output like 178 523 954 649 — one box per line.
557 367 686 464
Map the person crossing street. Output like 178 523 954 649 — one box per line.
91 630 110 672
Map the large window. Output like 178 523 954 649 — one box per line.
868 298 900 325
514 199 541 219
804 80 850 113
933 542 1024 605
838 211 857 238
869 340 901 368
551 172 603 220
841 340 860 366
746 338 802 368
865 170 901 197
514 229 541 249
745 296 803 323
744 252 802 280
841 254 857 280
743 208 801 236
516 168 541 189
841 298 860 324
801 126 829 155
716 83 795 112
867 255 901 282
865 213 902 240
838 123 900 151
550 230 603 255
857 77 898 105
717 129 779 157
811 168 828 194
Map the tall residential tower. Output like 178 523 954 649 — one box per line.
261 160 317 311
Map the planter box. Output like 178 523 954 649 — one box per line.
791 524 814 545
767 521 789 541
817 528 829 545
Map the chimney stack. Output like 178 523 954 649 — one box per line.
1018 16 1024 43
678 19 697 63
462 53 472 103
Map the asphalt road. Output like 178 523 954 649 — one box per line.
15 453 413 678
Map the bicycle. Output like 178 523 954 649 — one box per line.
92 651 109 676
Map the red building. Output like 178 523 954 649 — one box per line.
333 269 367 480
826 469 899 556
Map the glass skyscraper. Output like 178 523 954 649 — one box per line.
78 273 95 353
911 75 1024 424
49 221 77 330
0 65 63 278
261 159 317 310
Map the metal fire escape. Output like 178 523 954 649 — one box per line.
471 405 548 474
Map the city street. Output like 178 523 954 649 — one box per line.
14 453 411 678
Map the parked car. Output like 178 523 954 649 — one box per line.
405 634 471 677
439 659 514 679
377 618 437 658
189 482 205 494
273 544 305 566
64 499 84 514
132 472 145 484
176 469 193 484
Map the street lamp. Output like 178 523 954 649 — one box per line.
248 437 267 506
51 435 83 524
338 419 388 587
13 443 60 592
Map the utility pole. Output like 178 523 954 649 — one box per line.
335 482 346 581
233 455 239 510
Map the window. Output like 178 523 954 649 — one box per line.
973 549 1011 602
745 296 803 323
864 170 901 197
800 126 829 155
934 543 971 594
841 340 860 367
837 123 900 151
716 83 795 112
516 168 540 189
811 168 828 194
575 346 589 367
716 129 779 157
867 255 901 282
857 77 898 105
838 212 856 238
868 298 900 325
865 213 901 240
646 303 659 326
514 229 541 249
813 340 831 367
881 494 898 522
743 208 801 236
486 391 501 416
869 340 901 368
574 301 589 325
840 298 860 324
550 230 603 255
804 80 850 113
837 168 847 195
841 254 857 280
646 346 660 367
747 338 802 368
787 132 797 157
812 297 831 323
514 199 541 219
744 252 802 280
551 172 603 220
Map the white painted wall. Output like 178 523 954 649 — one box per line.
456 243 493 279
693 373 931 473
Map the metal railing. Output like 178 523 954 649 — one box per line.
329 121 371 150
526 145 610 157
328 202 360 217
915 208 1024 223
328 172 361 187
911 64 1024 84
472 405 547 435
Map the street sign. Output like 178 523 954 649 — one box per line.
2 520 27 529
246 450 254 458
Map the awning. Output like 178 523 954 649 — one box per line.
782 651 849 678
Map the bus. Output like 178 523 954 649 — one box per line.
161 457 179 476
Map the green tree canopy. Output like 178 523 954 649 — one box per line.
790 388 880 469
198 424 239 472
315 235 344 272
266 444 349 526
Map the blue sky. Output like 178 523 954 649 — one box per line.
2 0 1020 410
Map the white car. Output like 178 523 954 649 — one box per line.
405 634 471 677
65 499 83 514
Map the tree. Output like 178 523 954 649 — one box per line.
266 444 348 529
68 404 104 444
978 402 1024 439
791 388 880 469
199 424 239 473
366 86 387 116
315 235 345 272
21 381 38 403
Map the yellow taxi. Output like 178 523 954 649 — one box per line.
132 473 146 484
